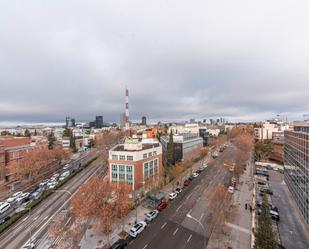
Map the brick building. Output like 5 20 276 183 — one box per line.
108 138 163 191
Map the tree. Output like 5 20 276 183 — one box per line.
63 128 72 137
114 183 133 232
254 195 277 249
47 132 56 149
167 130 174 166
71 176 115 246
70 135 77 153
24 129 31 137
1 130 11 136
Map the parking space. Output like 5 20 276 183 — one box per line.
269 171 309 249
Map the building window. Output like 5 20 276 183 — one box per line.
119 173 125 181
119 155 126 160
144 162 149 179
119 165 125 172
149 160 154 176
127 155 133 161
143 153 147 159
112 155 118 160
148 152 152 157
126 165 132 173
154 159 158 166
153 151 157 156
111 164 118 172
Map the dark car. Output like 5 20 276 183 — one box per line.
257 181 267 186
109 239 128 249
188 176 194 181
183 180 191 187
157 201 168 211
260 188 273 195
270 205 279 212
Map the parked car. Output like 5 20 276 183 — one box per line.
7 192 23 203
260 188 273 195
192 172 199 178
145 210 159 222
270 210 280 221
31 191 42 200
0 202 11 214
257 181 267 186
228 186 234 193
109 239 128 249
183 180 191 187
169 193 177 200
0 216 10 225
175 188 182 194
21 242 35 249
129 221 147 238
188 176 194 181
59 171 70 181
270 205 279 212
157 201 168 211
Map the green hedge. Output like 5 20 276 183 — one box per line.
0 156 98 235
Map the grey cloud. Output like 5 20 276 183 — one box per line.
0 0 309 123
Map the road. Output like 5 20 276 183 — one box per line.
127 146 237 249
269 171 309 249
0 159 100 249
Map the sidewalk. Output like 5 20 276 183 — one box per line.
79 156 209 249
226 162 253 249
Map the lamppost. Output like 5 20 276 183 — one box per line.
186 213 207 249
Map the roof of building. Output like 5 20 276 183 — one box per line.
112 143 160 152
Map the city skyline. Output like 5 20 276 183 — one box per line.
1 1 309 123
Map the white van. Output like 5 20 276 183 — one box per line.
0 202 11 214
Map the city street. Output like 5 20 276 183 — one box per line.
0 159 101 249
269 171 309 249
127 146 236 249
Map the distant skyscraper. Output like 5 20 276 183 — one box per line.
142 116 147 125
95 116 103 128
65 116 75 128
125 88 130 130
65 117 70 128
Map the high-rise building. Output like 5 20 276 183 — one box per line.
284 121 309 225
65 117 75 128
95 116 103 129
142 116 147 125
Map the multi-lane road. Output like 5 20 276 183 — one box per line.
127 145 236 249
0 158 101 249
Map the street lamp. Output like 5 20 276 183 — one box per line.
186 213 207 249
133 181 145 224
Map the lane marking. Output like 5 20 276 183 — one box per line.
33 215 40 221
187 234 192 243
43 216 49 220
22 217 28 222
186 193 193 200
173 228 179 236
225 222 251 234
161 222 167 229
176 204 183 212
142 244 148 249
199 213 204 222
129 240 134 245
188 209 192 214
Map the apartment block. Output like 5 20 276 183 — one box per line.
108 138 163 191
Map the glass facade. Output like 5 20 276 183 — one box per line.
111 164 133 185
284 129 309 225
143 159 158 180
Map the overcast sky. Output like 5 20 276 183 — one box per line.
1 0 309 124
